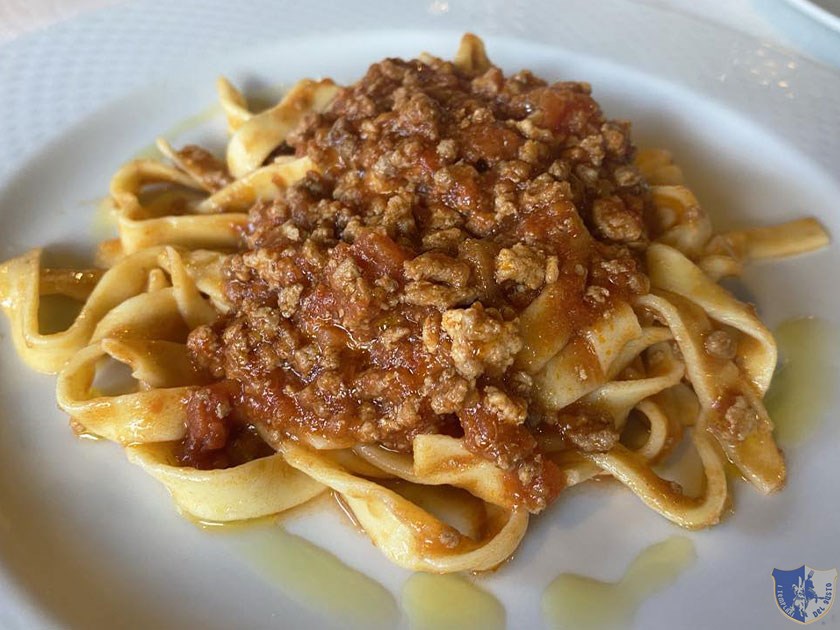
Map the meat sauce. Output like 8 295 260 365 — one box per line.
182 52 653 512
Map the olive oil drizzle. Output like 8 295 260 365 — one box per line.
765 317 838 447
402 572 505 630
542 536 696 629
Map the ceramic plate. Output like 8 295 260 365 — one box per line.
784 0 840 32
0 1 838 628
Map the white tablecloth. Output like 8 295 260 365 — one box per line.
0 0 837 66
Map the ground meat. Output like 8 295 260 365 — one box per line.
591 196 645 243
405 252 471 286
440 304 522 380
554 409 620 452
484 386 527 425
175 145 233 191
183 45 659 512
402 251 476 309
178 380 274 469
187 323 225 379
704 329 737 360
403 281 477 308
715 394 759 442
495 243 546 290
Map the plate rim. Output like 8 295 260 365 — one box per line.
784 0 840 32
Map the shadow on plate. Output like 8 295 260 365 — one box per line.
0 468 206 629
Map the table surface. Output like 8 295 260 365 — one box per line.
0 0 838 68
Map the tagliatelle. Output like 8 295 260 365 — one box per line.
0 34 830 573
280 440 529 573
127 442 327 522
225 79 340 179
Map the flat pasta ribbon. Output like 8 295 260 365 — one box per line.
110 159 245 255
279 440 529 573
647 243 777 394
637 290 784 494
225 79 339 178
0 247 163 373
127 442 326 522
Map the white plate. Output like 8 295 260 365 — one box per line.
784 0 840 32
1 1 839 629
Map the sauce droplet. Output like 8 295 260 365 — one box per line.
402 573 505 630
542 536 696 629
765 317 838 446
206 521 399 627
